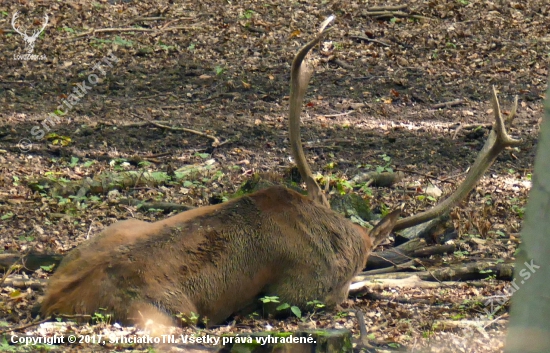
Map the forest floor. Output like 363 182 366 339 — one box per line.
0 0 548 352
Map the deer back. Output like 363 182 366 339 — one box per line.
41 186 375 326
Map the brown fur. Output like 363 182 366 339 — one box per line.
41 187 398 326
40 18 399 327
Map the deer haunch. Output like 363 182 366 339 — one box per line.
40 186 398 326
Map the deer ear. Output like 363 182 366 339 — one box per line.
369 210 400 248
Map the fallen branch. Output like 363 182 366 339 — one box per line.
329 57 354 70
362 291 435 305
363 9 431 21
315 111 355 118
350 275 463 292
349 35 390 47
149 121 221 147
354 260 516 290
367 5 408 11
432 99 465 109
69 25 199 39
367 238 427 269
1 276 49 290
0 317 51 335
359 260 418 276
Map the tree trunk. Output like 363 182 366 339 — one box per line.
504 85 550 352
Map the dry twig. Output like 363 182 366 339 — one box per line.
149 121 221 147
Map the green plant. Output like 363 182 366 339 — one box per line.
480 269 497 280
416 195 436 202
259 295 280 304
509 197 525 218
453 250 469 258
157 41 175 52
46 133 72 146
92 310 112 324
241 9 254 19
334 311 349 320
1 212 14 221
276 303 302 318
215 66 225 76
41 264 56 272
18 235 35 242
69 156 79 167
0 336 17 352
195 152 210 159
379 203 390 217
335 178 353 195
511 204 525 218
113 36 134 47
176 311 200 325
376 154 393 173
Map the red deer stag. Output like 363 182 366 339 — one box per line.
40 16 398 327
40 16 521 328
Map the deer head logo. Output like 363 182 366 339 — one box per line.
11 12 49 54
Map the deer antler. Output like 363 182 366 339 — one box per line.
11 12 27 37
393 86 523 231
289 15 334 208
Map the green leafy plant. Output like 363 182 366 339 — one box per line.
113 36 134 47
69 157 79 167
176 311 200 325
259 295 280 304
46 133 72 146
276 303 302 318
1 212 14 221
241 9 254 19
453 250 469 258
92 310 112 324
41 264 56 272
376 154 393 173
215 66 225 76
194 152 210 159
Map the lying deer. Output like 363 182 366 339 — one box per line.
40 16 522 327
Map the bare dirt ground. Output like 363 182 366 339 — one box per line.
0 0 548 352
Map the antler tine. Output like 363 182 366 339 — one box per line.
41 14 49 30
289 16 334 208
393 87 523 231
11 11 26 36
491 86 522 146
